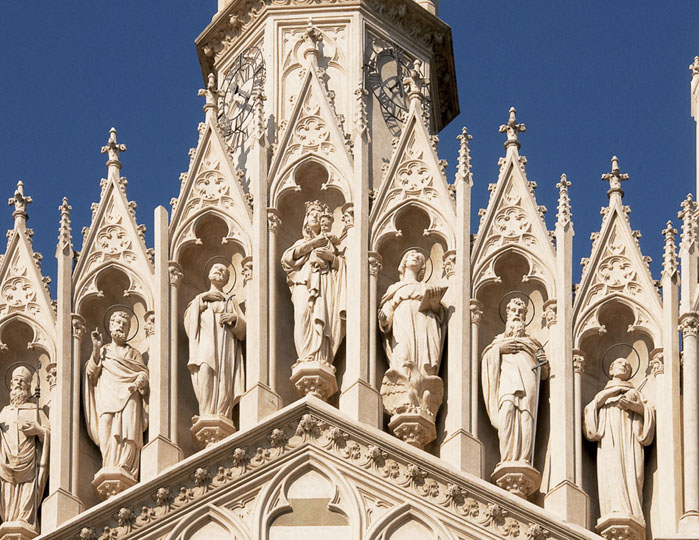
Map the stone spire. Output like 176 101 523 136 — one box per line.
455 127 473 185
101 127 126 182
556 174 572 227
663 220 678 277
601 155 629 206
679 193 697 253
8 180 32 230
198 72 219 122
58 197 72 249
499 107 525 150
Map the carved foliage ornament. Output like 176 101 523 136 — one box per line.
0 251 40 317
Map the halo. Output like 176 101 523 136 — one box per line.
601 343 641 380
398 247 434 282
204 256 237 295
4 362 38 392
103 304 140 342
498 291 536 327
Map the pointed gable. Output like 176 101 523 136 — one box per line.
170 118 253 261
573 159 662 344
268 66 354 207
369 100 455 250
472 109 555 296
73 130 154 312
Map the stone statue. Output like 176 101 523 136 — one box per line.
378 249 447 448
0 366 49 537
282 200 346 399
184 263 246 446
83 309 149 497
481 297 547 498
584 357 654 537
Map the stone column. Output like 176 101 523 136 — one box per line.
681 313 699 527
572 349 585 488
469 299 483 435
168 261 183 446
267 209 281 392
70 314 85 492
368 252 382 388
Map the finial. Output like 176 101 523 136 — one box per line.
662 220 678 277
58 197 72 249
403 59 427 110
691 57 699 120
691 56 699 77
601 155 629 203
556 173 572 227
101 128 126 181
8 180 32 229
198 73 219 121
456 126 473 184
302 22 323 66
499 107 525 149
678 193 697 252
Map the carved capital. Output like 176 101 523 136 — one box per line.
650 348 664 376
241 256 253 285
168 261 183 288
368 252 383 277
442 250 456 279
572 349 585 374
71 313 86 341
341 202 354 232
46 363 57 390
267 208 282 233
470 299 483 325
680 313 699 338
543 299 557 329
144 311 155 338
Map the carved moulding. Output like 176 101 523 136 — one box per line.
60 399 592 540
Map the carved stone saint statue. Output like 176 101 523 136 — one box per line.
83 310 149 499
481 297 547 498
184 263 246 447
584 358 654 540
282 200 346 400
0 366 49 540
379 249 447 449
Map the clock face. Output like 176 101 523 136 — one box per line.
217 45 265 147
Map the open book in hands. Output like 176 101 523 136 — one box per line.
418 284 448 313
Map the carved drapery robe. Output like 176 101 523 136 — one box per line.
83 343 149 477
379 281 446 415
0 403 49 527
481 335 543 463
282 236 346 365
184 291 246 417
584 380 654 522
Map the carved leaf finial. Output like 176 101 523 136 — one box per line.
678 193 697 252
662 220 678 277
198 72 219 120
403 59 427 111
499 106 525 149
601 155 629 203
8 180 32 228
556 173 572 227
58 197 72 248
691 56 699 77
302 22 323 67
456 126 473 184
101 127 126 181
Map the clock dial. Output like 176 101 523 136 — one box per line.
217 45 265 147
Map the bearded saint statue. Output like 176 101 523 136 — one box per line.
481 297 547 464
281 201 346 368
83 310 149 480
0 365 49 532
584 357 654 528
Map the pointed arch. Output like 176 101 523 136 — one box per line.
365 503 455 540
270 154 349 209
165 503 250 540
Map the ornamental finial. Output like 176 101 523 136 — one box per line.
8 180 32 229
58 197 72 249
302 22 323 66
499 107 525 149
198 72 219 121
691 56 699 77
556 174 572 227
662 220 678 277
678 193 697 252
101 128 126 181
601 155 629 204
456 126 473 184
403 59 427 110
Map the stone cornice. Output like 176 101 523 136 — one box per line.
47 397 598 540
194 0 458 132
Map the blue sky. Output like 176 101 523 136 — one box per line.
0 2 697 289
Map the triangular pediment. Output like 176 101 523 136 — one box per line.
268 66 354 207
73 175 154 311
45 398 598 540
472 148 556 294
369 102 456 250
573 202 662 342
170 119 253 259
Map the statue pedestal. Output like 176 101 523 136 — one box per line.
491 461 541 499
190 415 236 449
0 521 38 540
290 360 337 401
388 409 436 449
596 514 645 540
92 467 137 500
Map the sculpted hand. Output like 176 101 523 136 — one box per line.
201 291 225 303
596 387 624 407
619 391 644 414
20 421 43 438
500 340 524 354
91 328 103 352
315 248 335 262
378 309 388 326
220 312 238 326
